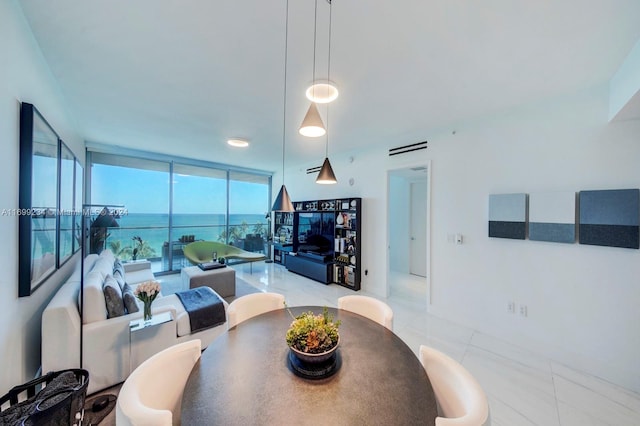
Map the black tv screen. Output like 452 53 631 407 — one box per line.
296 212 335 254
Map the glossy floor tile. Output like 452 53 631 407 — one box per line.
232 261 640 426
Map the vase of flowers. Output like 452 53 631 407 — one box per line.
286 307 341 365
134 280 161 322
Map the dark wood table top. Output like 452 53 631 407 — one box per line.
181 306 437 425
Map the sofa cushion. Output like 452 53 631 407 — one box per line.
103 275 125 318
99 248 116 265
153 294 192 337
82 270 108 324
92 256 115 282
124 268 155 286
122 283 139 314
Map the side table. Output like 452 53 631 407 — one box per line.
128 311 174 374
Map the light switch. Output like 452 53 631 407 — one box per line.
455 234 463 244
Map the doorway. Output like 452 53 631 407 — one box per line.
387 165 429 303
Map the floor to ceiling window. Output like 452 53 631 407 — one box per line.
170 164 227 269
90 153 170 272
228 171 270 254
87 148 271 274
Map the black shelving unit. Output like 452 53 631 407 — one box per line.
333 198 361 290
272 212 293 264
288 198 362 291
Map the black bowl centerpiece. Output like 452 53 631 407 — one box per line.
286 307 341 378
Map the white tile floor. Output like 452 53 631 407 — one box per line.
231 261 640 426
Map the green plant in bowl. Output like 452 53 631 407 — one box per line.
285 306 341 355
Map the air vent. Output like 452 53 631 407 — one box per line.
306 166 322 174
389 140 428 156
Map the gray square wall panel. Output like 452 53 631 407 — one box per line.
488 193 527 239
529 191 576 243
579 189 639 249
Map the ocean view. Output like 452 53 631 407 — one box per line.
103 213 267 258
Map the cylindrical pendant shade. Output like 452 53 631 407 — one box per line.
299 102 326 137
272 184 294 212
316 157 337 184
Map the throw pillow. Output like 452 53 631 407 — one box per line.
113 259 125 279
113 269 126 291
103 275 125 318
122 283 140 314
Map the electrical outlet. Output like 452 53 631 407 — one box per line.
519 304 528 317
507 301 515 314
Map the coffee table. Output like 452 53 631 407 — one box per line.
180 265 236 298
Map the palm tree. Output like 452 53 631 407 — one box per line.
217 221 249 246
109 240 133 259
252 221 266 238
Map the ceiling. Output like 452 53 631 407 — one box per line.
17 0 640 173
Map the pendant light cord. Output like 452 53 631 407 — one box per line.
312 0 318 98
281 0 289 184
325 0 332 158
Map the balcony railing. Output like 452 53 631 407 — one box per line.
102 223 266 274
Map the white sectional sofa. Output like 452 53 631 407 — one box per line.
42 250 228 394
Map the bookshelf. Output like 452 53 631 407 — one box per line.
288 198 362 291
272 212 293 265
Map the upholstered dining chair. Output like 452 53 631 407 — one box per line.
337 295 394 330
419 345 491 426
226 292 286 329
116 339 202 426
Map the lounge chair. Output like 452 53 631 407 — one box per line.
183 241 266 271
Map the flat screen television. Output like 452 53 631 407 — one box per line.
296 212 335 255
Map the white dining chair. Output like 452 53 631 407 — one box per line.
227 292 286 329
116 339 202 426
419 345 490 426
337 295 394 330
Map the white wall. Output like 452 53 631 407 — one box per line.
281 84 640 392
0 0 84 395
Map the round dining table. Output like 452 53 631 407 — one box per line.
181 306 438 425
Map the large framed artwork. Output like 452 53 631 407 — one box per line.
19 103 60 296
19 103 83 297
529 191 576 243
488 193 527 239
579 189 639 249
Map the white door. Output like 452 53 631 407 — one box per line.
409 181 427 277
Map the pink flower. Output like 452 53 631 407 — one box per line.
134 280 161 304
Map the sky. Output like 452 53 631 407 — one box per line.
91 164 269 214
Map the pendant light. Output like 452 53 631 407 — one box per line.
299 0 326 138
316 0 337 184
272 0 295 212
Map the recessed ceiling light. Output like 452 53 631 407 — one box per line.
227 138 249 148
305 81 339 103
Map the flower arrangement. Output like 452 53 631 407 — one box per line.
134 280 161 321
286 306 340 354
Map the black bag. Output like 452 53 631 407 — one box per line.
0 369 89 426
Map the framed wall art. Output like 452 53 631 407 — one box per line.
488 193 527 240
